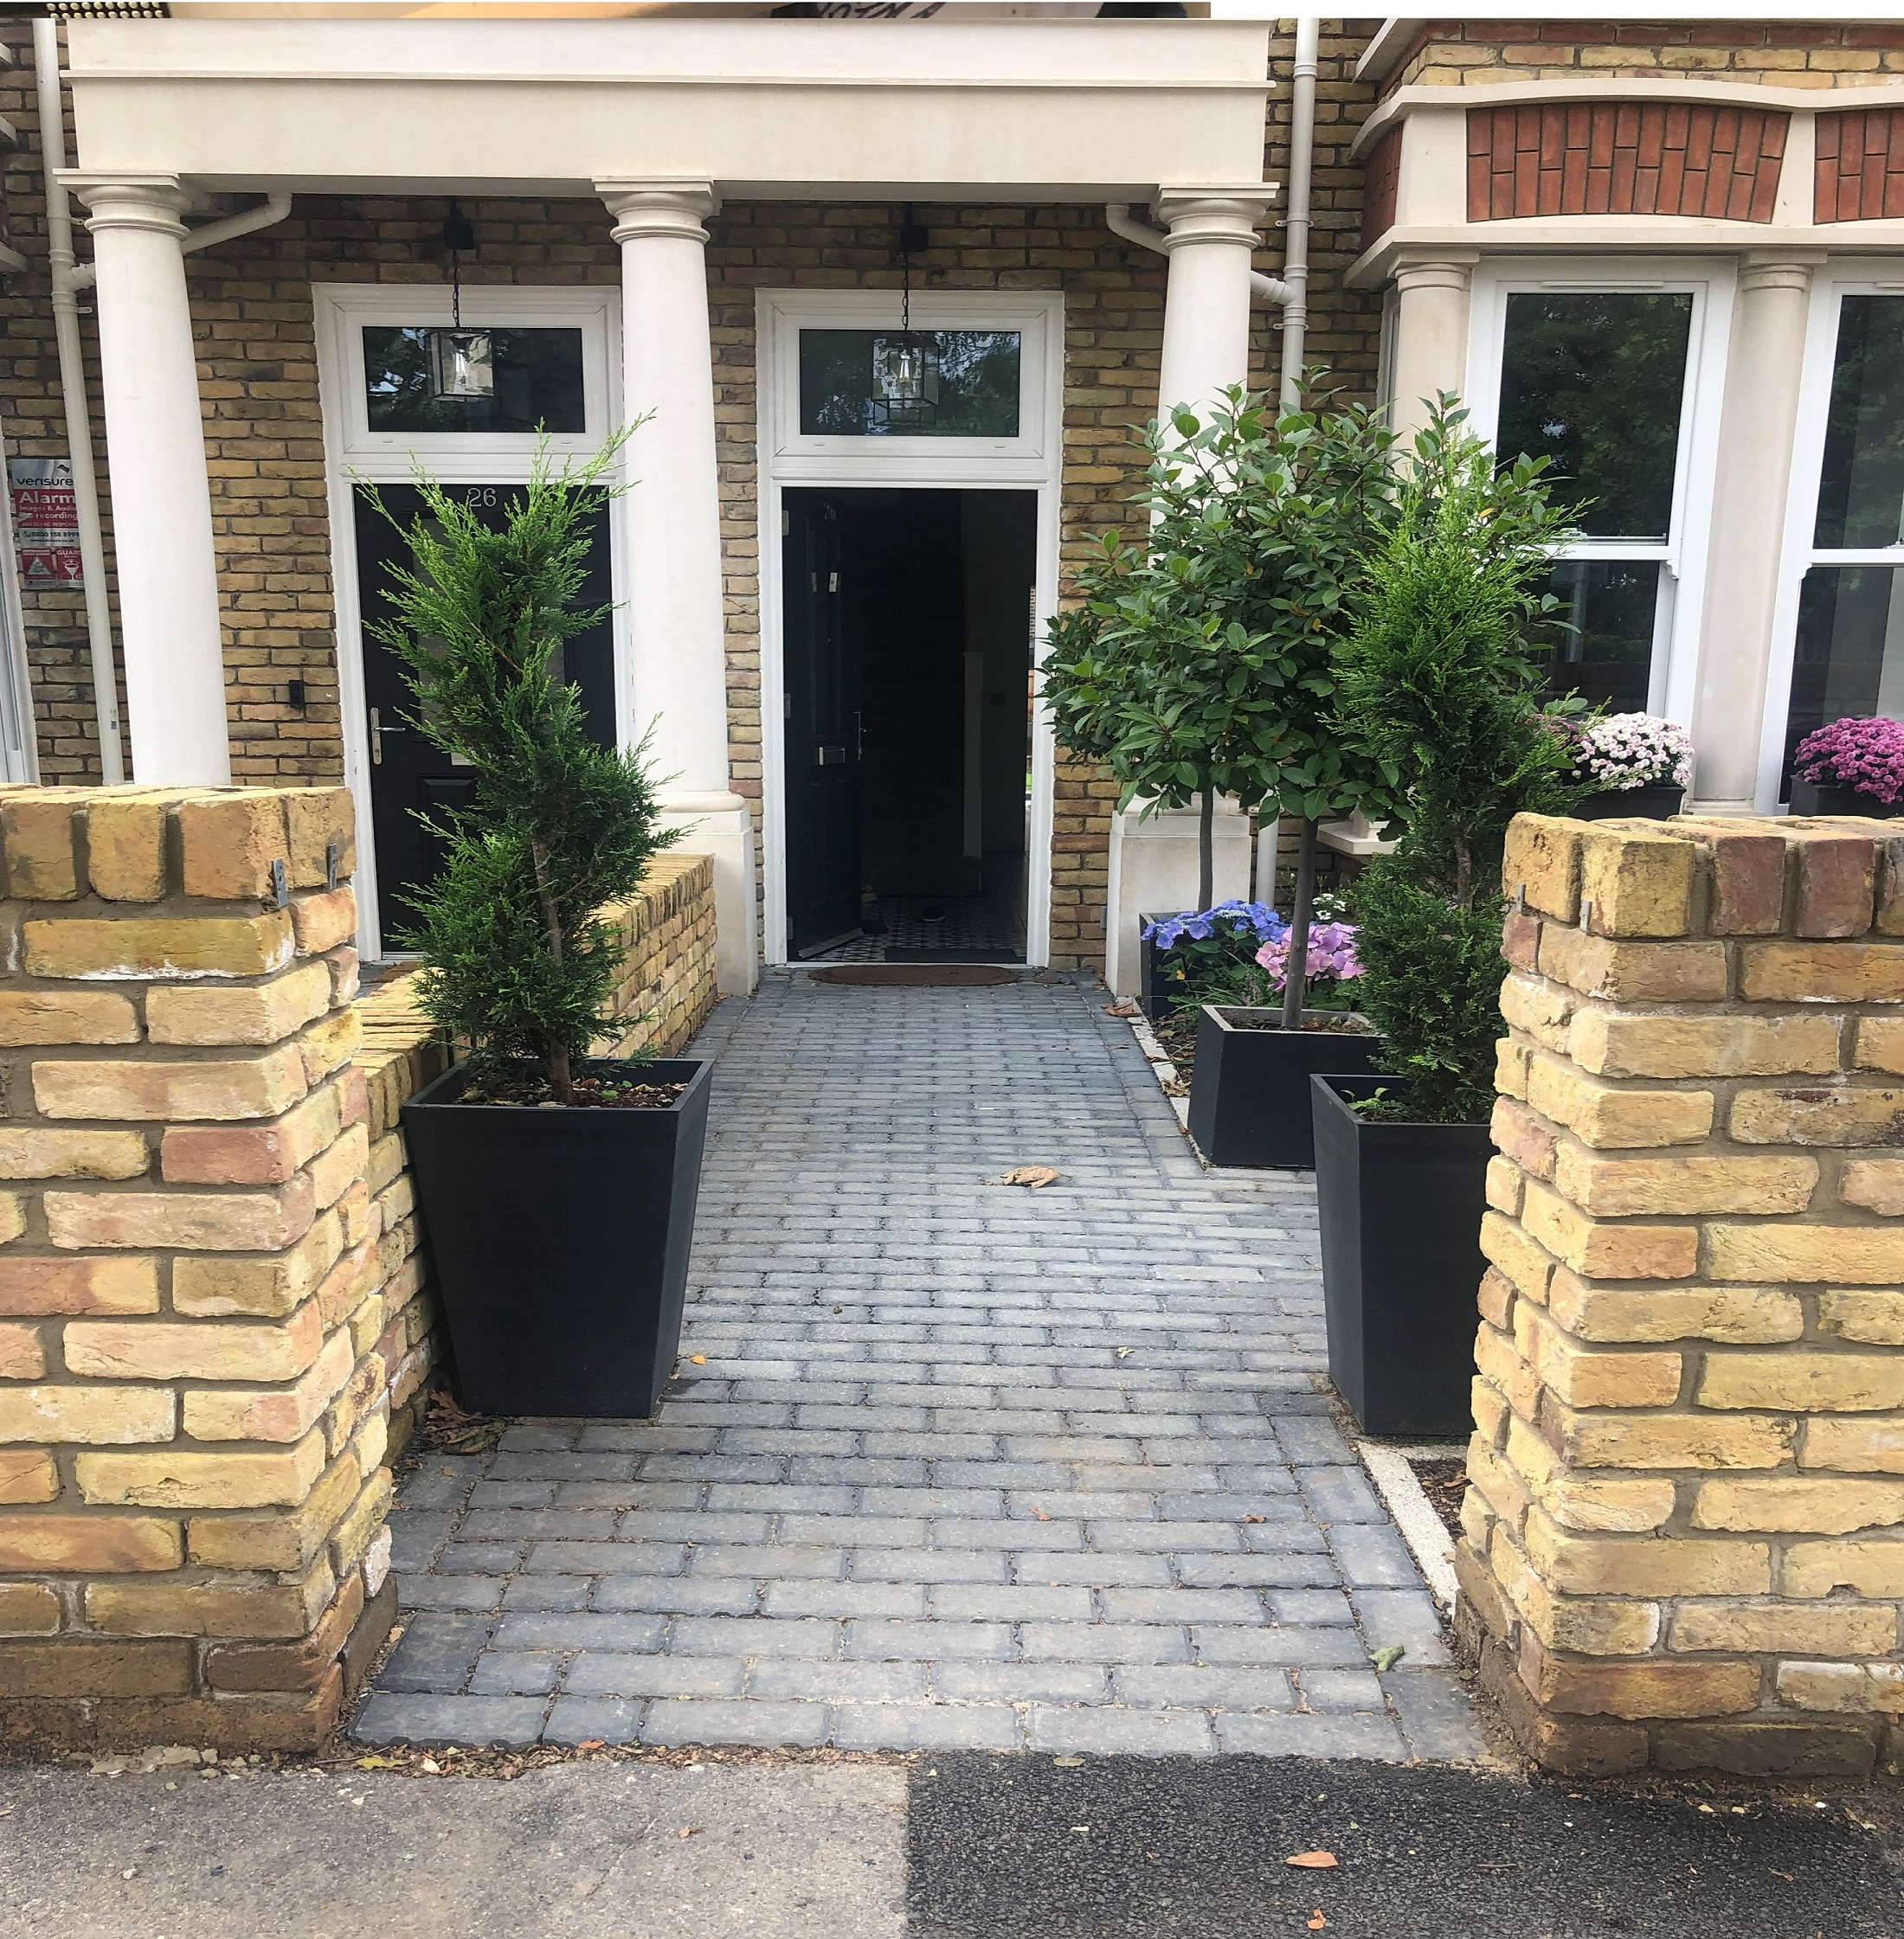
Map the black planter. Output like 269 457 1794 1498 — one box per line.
1309 1074 1492 1437
1187 1005 1384 1169
1571 783 1684 821
1137 912 1190 1019
402 1057 712 1417
1788 779 1904 819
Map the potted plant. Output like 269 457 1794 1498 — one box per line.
1187 902 1384 1168
1137 899 1283 1022
1789 716 1904 819
1566 710 1694 820
376 446 711 1419
1313 399 1578 1435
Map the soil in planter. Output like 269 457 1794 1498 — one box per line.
1223 1010 1372 1035
456 1069 689 1109
1412 1458 1470 1543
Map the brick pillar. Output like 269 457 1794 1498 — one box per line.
0 785 399 1752
1463 812 1904 1782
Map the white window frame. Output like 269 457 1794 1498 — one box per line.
1757 260 1904 812
1464 255 1736 728
756 287 1065 966
312 284 624 958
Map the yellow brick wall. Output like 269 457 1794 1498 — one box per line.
1384 17 1904 91
1464 812 1904 1782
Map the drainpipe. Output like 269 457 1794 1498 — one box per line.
1103 16 1319 412
1277 16 1318 413
31 20 292 787
31 15 122 782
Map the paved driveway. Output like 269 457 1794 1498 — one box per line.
357 972 1482 1758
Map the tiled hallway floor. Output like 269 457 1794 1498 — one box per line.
356 973 1484 1759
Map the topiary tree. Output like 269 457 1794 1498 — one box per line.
1043 385 1399 1023
1332 398 1579 1122
366 440 673 1106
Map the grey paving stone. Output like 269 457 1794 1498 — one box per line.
435 1542 524 1576
1031 1554 1174 1588
1020 1624 1189 1665
353 1692 546 1747
1328 1525 1426 1589
388 1512 455 1572
378 1614 494 1693
492 1612 667 1653
499 1577 593 1613
1298 1465 1390 1524
1176 1553 1341 1589
1296 1667 1388 1711
764 1580 926 1620
1110 1665 1297 1711
541 1696 644 1743
396 1461 486 1511
690 1544 845 1579
746 1660 927 1704
1190 1626 1373 1668
1382 1669 1488 1762
850 1548 1008 1584
1351 1588 1455 1666
1026 1706 1216 1756
827 1702 1021 1750
591 1575 759 1615
563 1653 744 1698
1097 1588 1265 1625
842 1621 1013 1661
398 1576 503 1614
927 1584 1092 1622
640 1699 830 1748
929 1661 1110 1705
1213 1711 1411 1759
669 1615 841 1660
1266 1588 1357 1627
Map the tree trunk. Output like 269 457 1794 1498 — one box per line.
1281 815 1319 1030
527 836 575 1106
1197 782 1214 915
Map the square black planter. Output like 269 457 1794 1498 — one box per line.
1187 1005 1384 1169
402 1056 712 1418
1309 1073 1492 1437
1137 912 1190 1019
1788 779 1904 819
1571 783 1683 821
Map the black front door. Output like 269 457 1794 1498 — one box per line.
353 483 614 947
782 491 863 956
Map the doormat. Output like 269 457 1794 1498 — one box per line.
807 965 1018 988
881 947 1026 965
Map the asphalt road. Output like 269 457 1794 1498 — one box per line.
907 1754 1904 1939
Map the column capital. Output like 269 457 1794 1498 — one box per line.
595 179 718 244
1738 248 1829 297
1154 186 1278 251
62 174 190 237
1391 248 1479 295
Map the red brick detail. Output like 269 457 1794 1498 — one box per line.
1362 125 1403 245
1467 104 1788 222
1815 108 1904 222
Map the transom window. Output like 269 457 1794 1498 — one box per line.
1468 262 1731 734
1778 292 1904 796
797 329 1021 439
362 325 587 435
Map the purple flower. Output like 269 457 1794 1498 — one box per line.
1792 716 1904 806
1254 921 1365 992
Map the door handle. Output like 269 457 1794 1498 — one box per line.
815 744 846 767
369 707 407 766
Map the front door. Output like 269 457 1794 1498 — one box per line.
352 482 614 947
782 490 863 956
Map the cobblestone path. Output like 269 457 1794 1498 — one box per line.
357 972 1484 1758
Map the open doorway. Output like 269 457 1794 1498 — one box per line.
782 487 1036 963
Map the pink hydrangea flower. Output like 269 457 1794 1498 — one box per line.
1254 921 1364 993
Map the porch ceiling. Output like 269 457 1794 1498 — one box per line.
66 16 1275 202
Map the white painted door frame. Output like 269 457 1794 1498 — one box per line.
312 284 623 960
754 286 1065 968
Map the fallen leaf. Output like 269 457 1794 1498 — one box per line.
1115 1346 1133 1359
1000 1165 1060 1188
679 1826 704 1839
356 1756 398 1769
1052 1756 1084 1768
575 1740 606 1751
689 1355 706 1365
1770 1869 1794 1882
1286 1852 1339 1870
1243 1513 1266 1525
1103 1001 1137 1018
1370 1644 1406 1672
1026 1504 1052 1521
1307 1914 1328 1931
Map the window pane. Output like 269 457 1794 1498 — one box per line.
1781 566 1904 794
363 326 586 434
1814 296 1904 549
1496 292 1693 542
798 330 1020 437
1538 559 1660 710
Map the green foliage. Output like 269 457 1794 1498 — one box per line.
365 439 672 1101
1333 398 1579 1123
1041 385 1401 908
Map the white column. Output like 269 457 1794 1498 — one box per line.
597 178 756 995
72 176 229 785
1387 251 1478 444
1690 253 1824 813
1154 189 1274 423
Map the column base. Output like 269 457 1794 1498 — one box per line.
659 793 758 997
1103 798 1253 998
